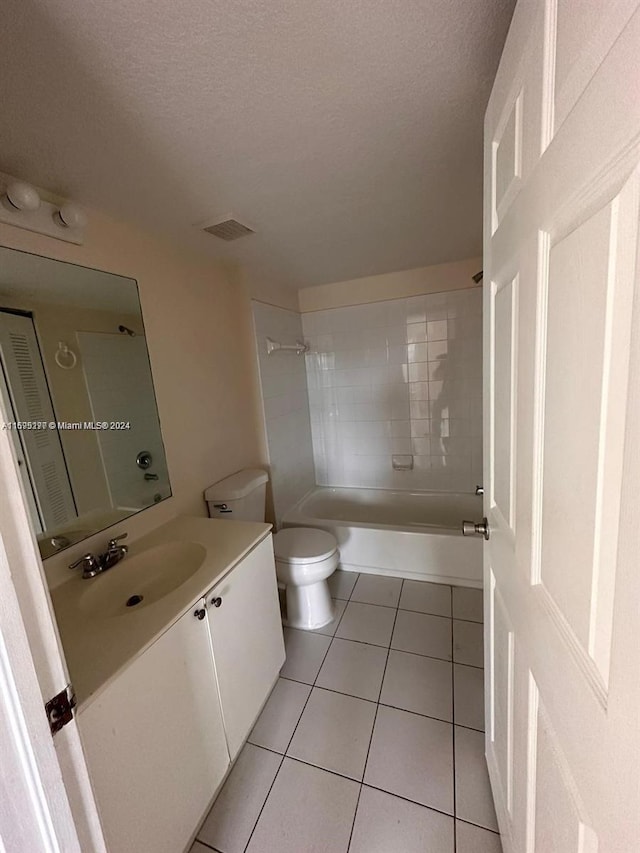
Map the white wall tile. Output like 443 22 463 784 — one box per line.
427 320 448 341
302 287 482 493
407 322 427 343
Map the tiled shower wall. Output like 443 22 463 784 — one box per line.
252 301 315 524
301 287 482 492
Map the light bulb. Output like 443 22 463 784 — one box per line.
55 202 87 230
4 181 40 212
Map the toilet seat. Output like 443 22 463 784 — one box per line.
273 527 337 564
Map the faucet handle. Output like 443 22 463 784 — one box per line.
107 533 128 549
69 553 99 572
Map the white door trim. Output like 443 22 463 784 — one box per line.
0 393 106 850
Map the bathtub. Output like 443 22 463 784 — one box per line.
283 487 483 588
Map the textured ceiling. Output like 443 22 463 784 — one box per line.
0 0 514 289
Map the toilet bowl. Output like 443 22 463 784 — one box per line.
204 470 339 630
273 527 339 630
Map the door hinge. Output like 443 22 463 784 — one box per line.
45 684 76 735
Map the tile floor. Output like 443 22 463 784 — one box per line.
191 572 501 853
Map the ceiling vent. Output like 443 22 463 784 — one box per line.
202 218 254 241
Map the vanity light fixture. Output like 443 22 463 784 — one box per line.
54 201 88 230
0 170 87 245
2 180 41 212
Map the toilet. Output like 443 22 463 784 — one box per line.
205 469 339 630
272 527 339 630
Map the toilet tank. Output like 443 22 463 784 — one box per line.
204 469 269 521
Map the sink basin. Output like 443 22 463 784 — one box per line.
78 541 207 618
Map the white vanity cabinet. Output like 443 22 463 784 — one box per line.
206 534 285 759
79 599 230 853
76 531 285 853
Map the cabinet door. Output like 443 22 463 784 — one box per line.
208 535 285 759
79 603 230 853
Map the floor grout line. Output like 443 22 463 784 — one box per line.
243 746 502 838
455 815 502 836
193 839 222 852
243 582 355 851
345 580 402 852
202 575 492 853
334 597 484 627
240 750 286 853
286 615 484 667
360 780 500 835
257 678 486 732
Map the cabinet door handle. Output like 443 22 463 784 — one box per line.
194 608 206 620
211 597 223 608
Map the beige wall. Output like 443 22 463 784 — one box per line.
237 264 300 313
0 210 266 585
298 256 482 312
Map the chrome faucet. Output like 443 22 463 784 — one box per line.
69 533 128 579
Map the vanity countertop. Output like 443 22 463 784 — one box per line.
51 515 272 709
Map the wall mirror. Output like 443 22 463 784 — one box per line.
0 246 171 559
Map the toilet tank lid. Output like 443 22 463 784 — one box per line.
204 469 268 501
273 527 338 563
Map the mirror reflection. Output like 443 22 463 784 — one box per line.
0 246 171 558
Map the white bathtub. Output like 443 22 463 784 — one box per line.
284 487 483 588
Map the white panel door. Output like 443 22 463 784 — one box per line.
484 3 640 852
79 603 230 853
207 535 285 759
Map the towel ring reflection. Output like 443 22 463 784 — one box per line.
55 341 77 370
